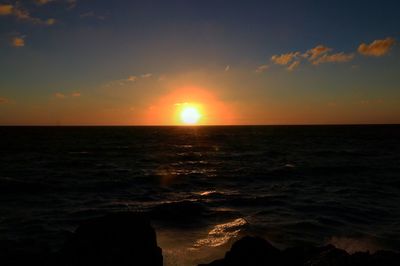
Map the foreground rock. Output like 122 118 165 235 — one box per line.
199 236 400 266
1 214 399 266
62 212 162 266
0 239 57 266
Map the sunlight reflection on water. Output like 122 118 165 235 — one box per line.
191 218 248 249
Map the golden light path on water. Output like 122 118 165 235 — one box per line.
191 218 248 249
159 215 249 266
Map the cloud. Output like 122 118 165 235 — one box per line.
305 45 332 60
0 4 13 15
11 36 25 47
54 92 66 98
0 97 11 104
105 72 155 88
141 73 152 78
66 0 77 9
224 65 230 72
54 91 81 98
80 11 105 20
34 0 55 5
358 37 396 57
34 0 76 8
271 52 300 65
127 76 137 82
312 52 354 65
0 2 56 25
105 74 141 87
357 98 384 106
268 43 355 71
287 61 300 71
255 64 269 73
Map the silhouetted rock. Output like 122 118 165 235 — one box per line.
281 245 335 266
200 236 280 266
199 236 400 266
370 250 400 266
304 247 350 266
149 200 207 226
0 239 58 266
61 212 162 266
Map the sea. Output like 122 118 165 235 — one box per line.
0 125 399 265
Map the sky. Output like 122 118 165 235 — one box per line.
0 0 399 125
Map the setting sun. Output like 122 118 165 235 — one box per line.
142 87 236 125
180 106 202 125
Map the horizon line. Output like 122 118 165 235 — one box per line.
0 123 399 127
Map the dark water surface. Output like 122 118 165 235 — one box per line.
1 125 399 265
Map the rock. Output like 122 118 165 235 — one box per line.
199 236 400 266
304 247 350 266
200 236 280 266
149 200 207 226
370 250 400 266
0 239 58 266
349 251 373 266
61 212 162 266
281 245 334 266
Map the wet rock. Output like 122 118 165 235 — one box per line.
199 236 400 266
61 212 162 266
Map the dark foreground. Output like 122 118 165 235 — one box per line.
1 125 400 259
1 212 399 266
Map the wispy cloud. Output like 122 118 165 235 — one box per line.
224 65 230 72
305 45 332 60
271 52 300 65
312 52 354 65
0 2 56 25
80 11 105 20
34 0 77 9
34 0 56 5
126 76 137 82
255 64 269 73
66 0 77 9
54 91 80 98
357 98 384 106
10 36 25 47
54 92 66 99
358 37 396 57
287 61 300 71
141 73 152 78
270 43 356 71
0 4 13 15
105 74 142 87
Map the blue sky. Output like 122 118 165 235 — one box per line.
0 0 399 125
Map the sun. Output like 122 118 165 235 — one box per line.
180 105 202 125
145 87 235 125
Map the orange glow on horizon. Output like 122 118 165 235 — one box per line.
142 87 236 125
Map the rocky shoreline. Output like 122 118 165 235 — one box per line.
1 212 399 266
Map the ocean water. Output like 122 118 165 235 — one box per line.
0 125 399 265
